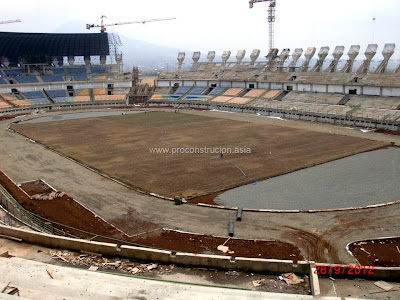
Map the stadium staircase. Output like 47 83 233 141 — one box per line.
178 88 193 100
275 90 288 101
42 89 55 104
238 89 250 97
89 88 95 103
0 94 16 108
338 94 351 106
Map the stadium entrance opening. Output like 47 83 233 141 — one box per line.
349 89 357 95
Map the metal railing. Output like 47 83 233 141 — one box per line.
0 184 72 237
0 183 158 249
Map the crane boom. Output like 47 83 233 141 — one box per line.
104 17 176 27
86 16 176 33
0 19 21 25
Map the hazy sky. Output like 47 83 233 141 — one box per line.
2 0 400 59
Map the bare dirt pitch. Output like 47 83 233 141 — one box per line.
11 111 385 199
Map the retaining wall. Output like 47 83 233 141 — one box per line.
1 224 399 281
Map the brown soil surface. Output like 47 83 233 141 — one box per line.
0 170 125 240
189 192 221 205
348 237 400 267
0 169 303 260
11 111 386 199
134 229 303 260
0 115 20 121
375 128 400 136
20 181 53 196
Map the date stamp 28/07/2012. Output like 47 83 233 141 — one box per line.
314 265 374 275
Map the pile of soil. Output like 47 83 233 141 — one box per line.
348 237 400 267
0 169 303 260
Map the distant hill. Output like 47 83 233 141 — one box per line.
53 20 187 71
118 35 185 71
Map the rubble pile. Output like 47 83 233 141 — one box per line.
49 250 174 275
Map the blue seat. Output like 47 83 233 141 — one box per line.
14 76 39 84
189 87 206 95
47 90 66 98
24 91 44 99
91 67 110 73
0 77 7 84
52 68 66 74
209 87 226 95
68 67 86 74
4 69 24 77
41 75 64 82
73 74 88 81
175 87 191 95
25 98 49 105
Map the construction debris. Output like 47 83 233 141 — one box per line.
252 279 266 287
46 268 54 279
374 281 394 291
147 264 158 271
1 282 20 296
281 273 301 285
49 250 170 275
31 191 66 200
225 271 239 276
217 245 234 254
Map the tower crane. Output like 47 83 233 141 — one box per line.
0 19 21 25
249 0 276 50
86 15 176 33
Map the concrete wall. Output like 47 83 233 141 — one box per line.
298 84 311 92
232 81 246 88
0 225 117 256
258 82 270 89
220 81 231 88
271 83 283 90
312 84 327 93
196 80 209 87
157 81 170 87
382 87 400 97
328 85 344 94
183 80 195 86
363 86 381 96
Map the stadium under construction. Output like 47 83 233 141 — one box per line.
0 26 400 299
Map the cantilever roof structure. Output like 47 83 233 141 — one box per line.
0 32 110 63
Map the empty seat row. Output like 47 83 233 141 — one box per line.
24 91 45 99
14 76 39 84
47 90 66 98
3 69 24 77
41 75 64 82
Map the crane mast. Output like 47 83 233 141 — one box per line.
86 15 176 33
249 0 276 50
